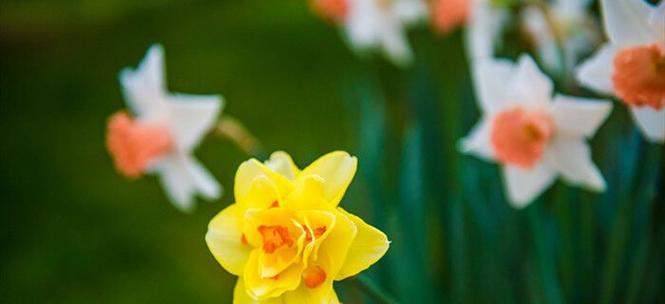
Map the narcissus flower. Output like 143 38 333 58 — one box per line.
314 0 427 66
206 151 390 303
106 44 223 211
461 55 612 207
576 0 664 143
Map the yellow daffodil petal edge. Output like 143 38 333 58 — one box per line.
335 207 390 280
205 203 251 276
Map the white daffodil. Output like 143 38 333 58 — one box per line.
576 0 664 143
106 44 223 211
461 55 612 207
521 0 599 75
466 0 509 60
343 0 428 66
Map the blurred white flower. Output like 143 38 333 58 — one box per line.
461 55 612 207
521 0 599 75
107 44 223 211
576 0 664 143
344 0 428 66
466 0 509 60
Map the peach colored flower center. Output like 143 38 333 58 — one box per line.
490 107 555 169
106 111 173 178
311 0 348 23
258 225 295 254
432 0 471 34
612 43 665 110
302 265 327 288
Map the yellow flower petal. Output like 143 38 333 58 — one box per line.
281 281 340 304
316 209 357 278
205 203 252 276
264 151 301 180
335 208 390 280
284 175 326 210
298 151 357 208
244 175 282 209
244 251 303 300
235 159 293 205
233 278 285 304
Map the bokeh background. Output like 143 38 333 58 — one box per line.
1 0 664 303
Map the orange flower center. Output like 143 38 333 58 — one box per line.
490 107 554 169
432 0 471 34
612 43 665 110
302 265 327 288
258 225 295 254
303 225 327 243
106 111 173 178
311 0 348 23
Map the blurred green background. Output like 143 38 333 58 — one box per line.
2 0 664 303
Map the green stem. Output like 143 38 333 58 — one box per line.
353 275 399 304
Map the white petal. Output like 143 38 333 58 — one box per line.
345 0 381 50
155 155 221 212
391 0 428 24
166 94 223 151
649 0 665 44
630 106 665 143
551 95 613 137
472 58 517 114
522 6 561 74
459 117 495 161
185 156 222 200
119 44 168 118
466 1 509 60
380 24 413 66
512 55 553 107
546 136 606 191
503 163 557 208
553 0 591 21
155 156 198 212
600 0 657 46
575 43 617 96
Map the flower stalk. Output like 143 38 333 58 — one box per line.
215 115 264 157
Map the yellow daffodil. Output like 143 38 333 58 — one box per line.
206 151 390 303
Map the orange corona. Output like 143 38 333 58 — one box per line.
491 107 554 168
311 0 348 23
106 111 173 177
612 43 665 110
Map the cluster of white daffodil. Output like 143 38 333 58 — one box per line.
461 0 663 207
314 0 664 207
